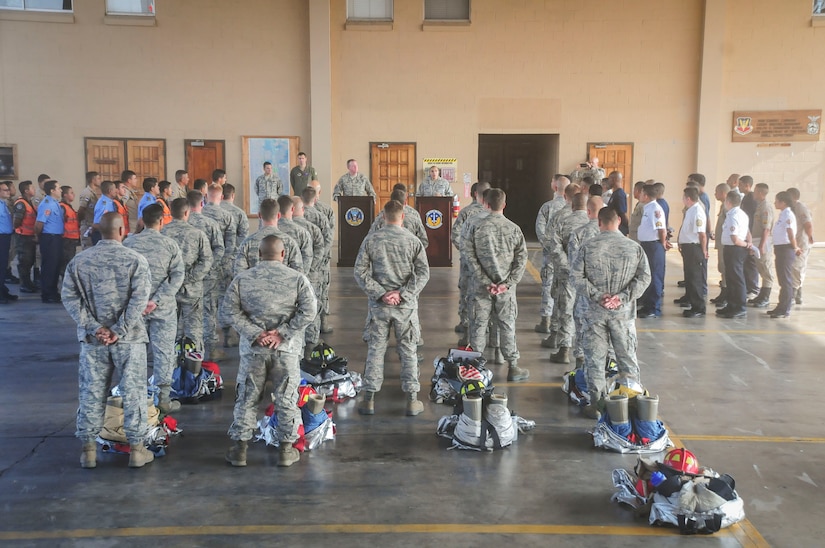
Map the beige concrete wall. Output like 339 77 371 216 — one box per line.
717 0 824 232
0 0 312 208
329 0 705 211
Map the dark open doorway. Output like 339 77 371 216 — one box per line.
478 134 559 240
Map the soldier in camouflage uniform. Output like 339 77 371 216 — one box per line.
569 158 606 187
293 196 325 355
61 212 156 469
276 195 313 275
452 182 490 339
307 181 335 334
203 184 235 355
567 196 603 369
368 188 428 248
355 200 430 416
570 208 651 420
234 198 303 275
628 181 645 241
542 182 578 349
123 204 185 413
417 166 454 197
221 235 317 468
77 171 101 250
219 183 249 348
534 175 570 335
465 189 529 382
254 162 283 208
332 159 376 201
547 191 589 364
186 190 225 360
161 197 213 358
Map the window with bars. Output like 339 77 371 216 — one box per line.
425 0 469 20
347 0 392 20
106 0 154 16
0 0 71 11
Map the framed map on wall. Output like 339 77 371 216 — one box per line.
242 136 300 215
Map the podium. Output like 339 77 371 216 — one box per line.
337 196 375 267
416 196 452 267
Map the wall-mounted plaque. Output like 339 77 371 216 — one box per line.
732 110 821 142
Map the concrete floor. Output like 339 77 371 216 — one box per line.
1 245 822 547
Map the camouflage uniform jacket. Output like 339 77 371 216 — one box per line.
234 225 303 275
369 205 428 248
203 202 235 255
535 196 567 250
220 200 250 257
220 261 317 355
188 211 225 274
255 173 283 205
354 224 430 310
304 205 333 256
277 218 314 275
333 173 376 200
417 177 453 196
451 201 484 250
294 216 325 275
61 240 151 344
122 228 185 313
160 219 213 299
549 209 589 271
465 213 527 289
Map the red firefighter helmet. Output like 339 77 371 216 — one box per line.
663 448 699 475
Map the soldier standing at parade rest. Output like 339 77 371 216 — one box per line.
307 180 335 334
452 182 491 340
571 207 651 420
354 200 430 416
62 212 156 469
222 235 317 468
534 175 569 336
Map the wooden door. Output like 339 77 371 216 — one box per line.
85 139 126 182
185 140 226 183
127 139 166 182
370 142 416 207
587 142 633 204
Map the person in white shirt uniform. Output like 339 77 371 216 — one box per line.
717 191 751 319
768 191 801 319
637 184 670 318
677 187 708 317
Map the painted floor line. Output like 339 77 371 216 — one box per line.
0 523 733 541
525 260 542 284
677 434 825 444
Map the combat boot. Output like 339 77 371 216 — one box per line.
320 313 333 334
795 287 803 305
454 323 466 333
80 441 97 469
278 443 300 467
304 343 314 361
406 392 424 416
534 316 550 333
507 362 530 382
158 386 181 413
494 347 504 365
550 346 570 364
540 332 558 349
582 393 604 420
225 440 248 467
750 287 771 308
128 444 155 468
358 391 375 415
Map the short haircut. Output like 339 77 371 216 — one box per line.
212 169 226 182
683 187 700 202
582 175 595 187
121 170 136 181
754 183 769 193
775 191 791 207
186 190 203 208
564 183 580 200
114 180 126 189
486 188 506 211
159 180 172 194
643 184 658 199
383 199 404 221
193 179 208 192
61 185 72 197
297 152 306 158
634 181 646 190
346 159 356 167
571 192 587 210
260 234 284 260
259 198 278 221
175 169 188 182
222 183 235 199
586 195 604 215
738 175 754 188
589 184 603 196
37 173 50 184
43 180 58 195
142 177 158 193
598 206 619 225
715 183 730 194
18 180 32 195
170 197 189 219
652 182 665 198
301 186 317 205
277 195 294 214
142 203 164 226
787 187 800 200
688 173 706 187
86 171 99 185
263 162 272 168
726 190 742 207
474 182 491 199
390 189 406 203
100 181 115 196
392 183 407 193
207 183 223 198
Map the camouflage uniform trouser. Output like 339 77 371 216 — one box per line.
540 253 555 318
581 315 640 400
176 295 204 352
318 258 331 314
553 272 576 347
469 288 519 362
76 342 148 445
363 306 420 393
752 238 774 288
792 246 811 289
457 257 470 327
16 234 35 285
305 275 322 345
229 347 301 444
466 279 500 349
202 275 221 349
145 309 177 388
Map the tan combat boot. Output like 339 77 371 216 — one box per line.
225 440 248 467
80 441 97 469
507 362 530 382
128 444 155 468
406 392 424 416
534 316 550 333
278 444 300 467
358 391 375 415
550 346 571 364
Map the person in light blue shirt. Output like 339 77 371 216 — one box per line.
35 180 64 303
92 181 118 244
0 182 16 303
136 178 159 232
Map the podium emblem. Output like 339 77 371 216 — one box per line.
425 209 443 229
345 207 364 227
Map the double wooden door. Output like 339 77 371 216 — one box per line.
85 138 166 183
369 142 416 207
